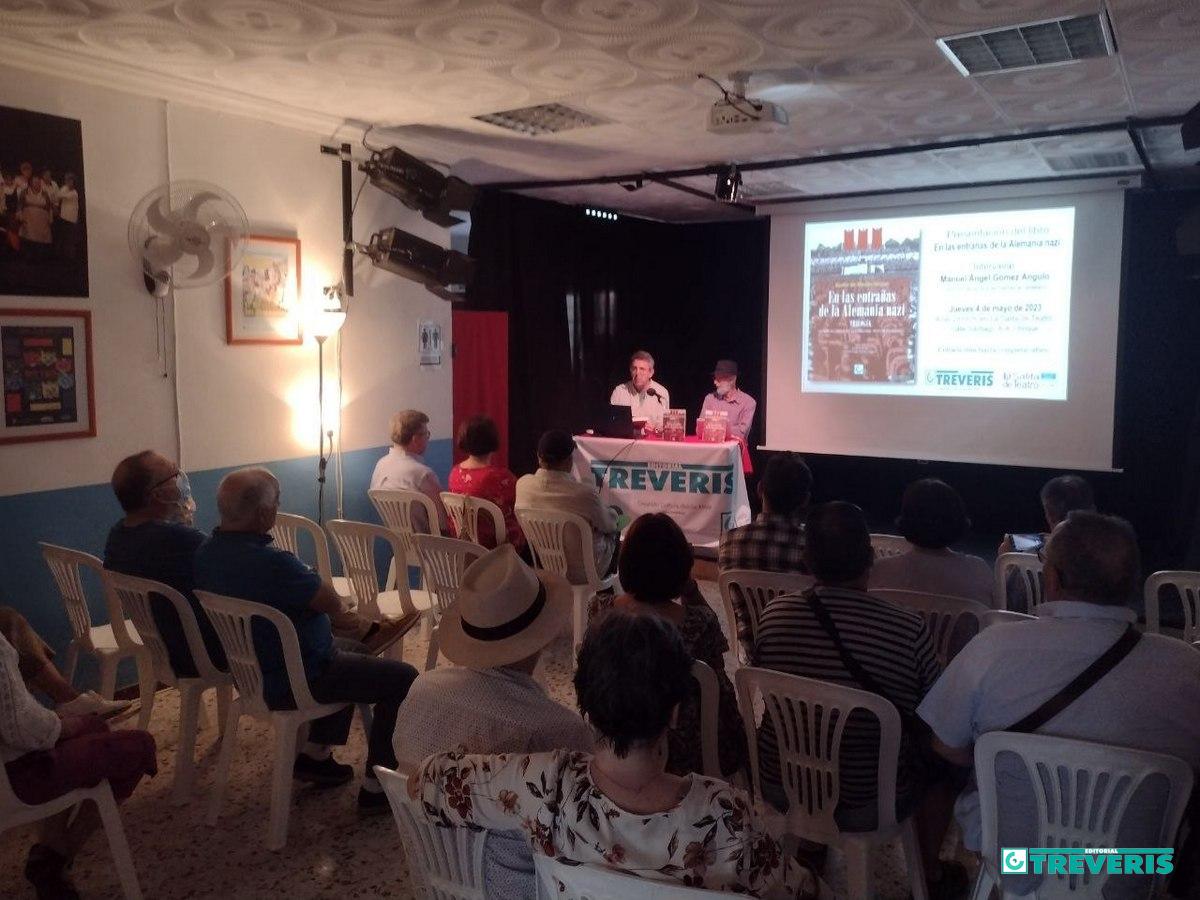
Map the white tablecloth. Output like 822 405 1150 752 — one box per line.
572 435 751 547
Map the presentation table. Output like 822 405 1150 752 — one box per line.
572 434 752 547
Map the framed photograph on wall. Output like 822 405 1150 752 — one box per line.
0 308 95 445
0 105 89 298
225 234 302 345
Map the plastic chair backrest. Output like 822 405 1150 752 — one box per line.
691 659 721 778
870 533 910 560
736 666 901 841
370 488 439 560
104 571 224 687
995 552 1045 614
980 609 1037 629
41 543 142 653
271 512 335 582
975 731 1193 898
326 519 417 622
412 534 485 616
195 590 320 717
441 492 507 548
1144 570 1200 643
534 854 726 898
717 569 814 661
374 766 487 900
870 588 987 667
515 508 599 587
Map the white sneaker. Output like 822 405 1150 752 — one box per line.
57 691 133 719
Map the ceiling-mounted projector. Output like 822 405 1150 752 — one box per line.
706 71 788 135
363 226 475 302
360 147 477 228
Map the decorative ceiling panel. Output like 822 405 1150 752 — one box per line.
0 0 1193 219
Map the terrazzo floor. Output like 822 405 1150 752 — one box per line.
1 581 970 899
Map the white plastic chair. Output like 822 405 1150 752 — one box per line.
972 731 1193 900
736 667 928 900
271 511 353 601
325 518 429 635
980 609 1037 629
441 491 508 548
369 488 440 590
995 552 1045 614
717 569 814 665
411 534 486 670
0 760 143 899
870 588 987 667
196 590 355 850
1144 570 1199 643
40 543 155 729
105 571 233 805
534 854 725 898
870 533 910 560
374 766 486 900
690 659 721 779
515 507 619 651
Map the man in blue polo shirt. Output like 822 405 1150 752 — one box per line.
194 467 418 814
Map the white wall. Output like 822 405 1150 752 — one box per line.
0 65 452 496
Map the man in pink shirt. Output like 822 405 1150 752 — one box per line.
699 359 757 442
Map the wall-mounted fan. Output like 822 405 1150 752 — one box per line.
127 180 249 296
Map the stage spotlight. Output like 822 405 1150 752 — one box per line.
360 147 477 228
714 164 742 203
362 226 476 301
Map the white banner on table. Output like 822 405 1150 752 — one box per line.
572 435 751 547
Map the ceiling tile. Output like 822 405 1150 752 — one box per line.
538 0 700 44
174 0 339 51
625 23 765 75
761 1 919 52
908 0 1096 32
412 6 562 64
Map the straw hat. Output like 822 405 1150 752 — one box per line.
435 544 572 668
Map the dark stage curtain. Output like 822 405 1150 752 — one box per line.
466 190 770 476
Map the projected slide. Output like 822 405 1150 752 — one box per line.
801 207 1074 400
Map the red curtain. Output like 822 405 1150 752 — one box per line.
452 310 509 469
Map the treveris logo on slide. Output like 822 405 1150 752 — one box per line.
930 369 994 387
1000 848 1174 877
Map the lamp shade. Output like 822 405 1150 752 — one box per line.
304 294 347 339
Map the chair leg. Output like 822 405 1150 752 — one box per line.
215 684 233 737
95 787 143 900
134 652 156 731
843 839 872 900
206 700 241 826
424 630 440 671
901 819 930 900
267 720 300 851
173 685 202 806
62 642 80 685
98 653 118 701
970 865 995 900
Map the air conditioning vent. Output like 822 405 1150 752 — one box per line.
474 103 606 136
739 180 800 200
1043 150 1139 172
937 12 1115 76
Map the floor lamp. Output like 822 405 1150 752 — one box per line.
307 287 346 524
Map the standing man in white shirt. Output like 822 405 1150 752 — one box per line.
370 409 448 532
609 349 670 432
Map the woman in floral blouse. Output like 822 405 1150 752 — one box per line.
590 513 746 778
411 612 813 898
448 415 525 551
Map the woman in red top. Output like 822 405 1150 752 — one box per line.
448 415 525 550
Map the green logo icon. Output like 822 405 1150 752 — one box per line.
1002 849 1028 874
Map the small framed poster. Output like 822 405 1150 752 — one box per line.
225 234 302 345
0 307 95 445
419 319 442 365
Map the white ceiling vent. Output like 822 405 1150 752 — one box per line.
739 180 801 200
937 13 1116 76
1042 150 1139 172
474 103 606 136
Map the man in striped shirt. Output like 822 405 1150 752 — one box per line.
753 501 963 892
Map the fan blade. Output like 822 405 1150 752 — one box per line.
188 246 215 281
146 196 181 237
143 237 184 269
181 191 221 221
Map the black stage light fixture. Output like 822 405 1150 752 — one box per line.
1182 99 1200 151
360 147 478 228
363 226 476 301
714 164 742 203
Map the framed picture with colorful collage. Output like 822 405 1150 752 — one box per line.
0 308 95 445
